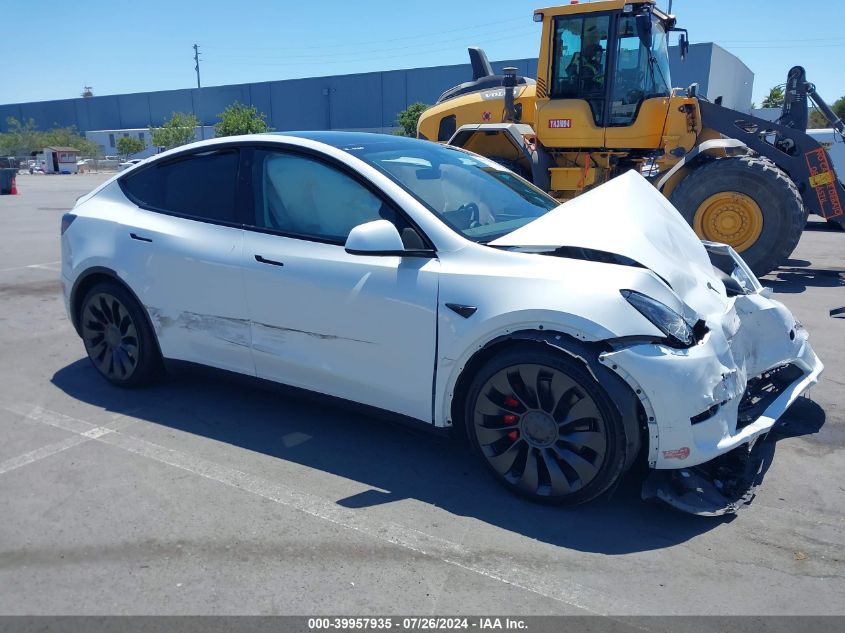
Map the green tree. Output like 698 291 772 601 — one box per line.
215 101 271 136
116 135 146 159
0 116 40 156
395 102 429 137
40 125 101 157
0 119 101 158
761 86 785 109
81 138 103 159
808 95 845 129
149 112 199 149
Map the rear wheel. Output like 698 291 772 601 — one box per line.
464 347 627 505
79 281 161 387
669 155 805 277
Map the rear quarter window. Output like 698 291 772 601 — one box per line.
120 149 239 223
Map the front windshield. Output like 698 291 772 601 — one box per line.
346 142 559 242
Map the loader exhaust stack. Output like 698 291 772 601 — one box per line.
503 67 518 123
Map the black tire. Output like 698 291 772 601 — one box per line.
78 281 162 387
669 155 805 277
464 346 628 505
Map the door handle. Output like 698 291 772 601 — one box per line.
130 233 153 243
255 255 284 267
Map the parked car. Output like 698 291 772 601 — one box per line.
117 158 144 171
60 132 822 512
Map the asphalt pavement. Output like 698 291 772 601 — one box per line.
0 172 842 616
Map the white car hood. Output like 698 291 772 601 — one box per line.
490 170 727 315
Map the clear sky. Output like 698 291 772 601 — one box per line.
3 0 843 107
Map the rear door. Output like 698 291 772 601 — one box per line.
118 148 253 375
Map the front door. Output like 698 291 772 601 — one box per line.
240 148 440 422
540 11 611 148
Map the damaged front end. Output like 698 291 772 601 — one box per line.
602 243 823 516
487 172 823 515
641 439 766 516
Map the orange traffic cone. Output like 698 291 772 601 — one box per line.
10 176 18 195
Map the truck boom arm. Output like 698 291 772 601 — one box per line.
778 66 844 139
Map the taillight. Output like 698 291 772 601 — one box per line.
61 213 77 235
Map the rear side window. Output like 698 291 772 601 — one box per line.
121 149 239 223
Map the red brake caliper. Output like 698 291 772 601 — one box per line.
504 397 520 441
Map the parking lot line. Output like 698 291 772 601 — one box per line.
0 435 89 476
2 402 632 616
26 262 62 272
0 261 61 273
0 405 132 476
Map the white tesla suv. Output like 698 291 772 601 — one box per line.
60 132 823 512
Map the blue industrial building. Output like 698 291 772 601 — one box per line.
0 43 751 144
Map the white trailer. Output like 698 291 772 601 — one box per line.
42 147 80 174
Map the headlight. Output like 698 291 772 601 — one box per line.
621 289 695 347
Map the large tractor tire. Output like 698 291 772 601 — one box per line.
669 155 805 277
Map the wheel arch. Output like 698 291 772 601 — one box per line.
449 329 645 471
655 138 750 196
70 268 162 359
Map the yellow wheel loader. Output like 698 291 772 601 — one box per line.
417 0 845 276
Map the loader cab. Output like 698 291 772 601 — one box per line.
536 0 674 148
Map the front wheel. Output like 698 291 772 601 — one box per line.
464 347 628 505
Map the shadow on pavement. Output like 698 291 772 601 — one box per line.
763 267 845 294
52 358 825 555
804 219 844 232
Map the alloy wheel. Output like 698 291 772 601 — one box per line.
81 293 140 381
473 363 608 497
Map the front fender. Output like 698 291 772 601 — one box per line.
437 327 644 472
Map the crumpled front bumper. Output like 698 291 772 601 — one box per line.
598 291 823 470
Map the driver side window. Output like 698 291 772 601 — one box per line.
251 150 393 243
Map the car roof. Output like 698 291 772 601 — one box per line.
269 131 427 153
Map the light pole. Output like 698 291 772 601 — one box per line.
193 43 204 140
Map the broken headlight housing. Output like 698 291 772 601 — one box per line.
621 289 695 347
702 241 762 296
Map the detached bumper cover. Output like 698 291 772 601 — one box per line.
599 292 823 470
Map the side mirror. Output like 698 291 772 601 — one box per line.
679 33 689 60
345 220 434 257
345 220 403 254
